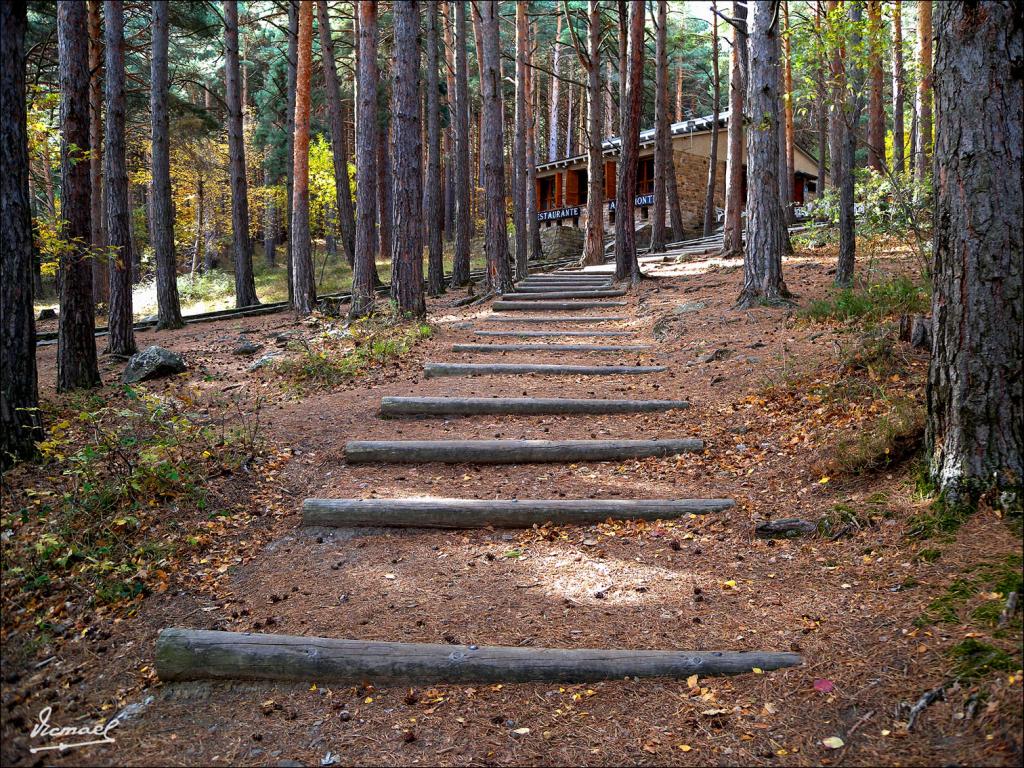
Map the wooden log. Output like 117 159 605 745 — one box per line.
379 396 689 416
472 330 634 338
507 290 627 300
493 300 628 311
344 438 702 463
515 284 615 292
519 277 612 283
452 343 651 353
485 315 628 324
423 362 665 377
156 628 802 684
303 496 731 527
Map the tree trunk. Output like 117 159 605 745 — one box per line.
915 0 932 182
388 0 425 317
150 2 183 330
317 0 356 267
720 0 746 258
675 62 684 121
525 21 542 263
57 1 101 390
103 0 136 356
442 1 456 243
423 0 444 296
927 0 1022 510
815 1 827 194
87 0 108 305
474 2 513 294
782 1 795 206
702 1 721 237
581 0 605 267
450 1 472 288
548 14 562 162
736 0 788 308
828 0 856 287
614 0 644 285
285 1 298 302
1 0 43 465
290 0 315 315
891 1 905 174
650 0 669 252
191 175 204 275
224 0 259 308
377 118 393 274
263 160 276 266
350 0 379 317
511 2 529 281
866 0 884 171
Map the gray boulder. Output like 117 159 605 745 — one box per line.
122 346 187 384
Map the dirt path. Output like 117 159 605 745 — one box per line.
4 249 1020 767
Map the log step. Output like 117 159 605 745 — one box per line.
452 343 651 354
485 315 628 324
379 396 689 416
513 284 615 292
518 278 613 286
344 438 703 463
493 300 628 311
302 497 731 528
472 330 635 338
423 362 665 377
507 290 627 300
156 628 802 684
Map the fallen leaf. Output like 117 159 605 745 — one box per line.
513 727 530 735
813 678 834 694
687 674 699 689
822 736 845 749
678 744 692 752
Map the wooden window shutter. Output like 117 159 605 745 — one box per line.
535 179 543 210
554 172 563 207
565 169 579 206
604 161 616 198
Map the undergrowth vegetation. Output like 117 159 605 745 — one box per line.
803 275 930 328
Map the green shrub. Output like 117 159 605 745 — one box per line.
804 275 930 327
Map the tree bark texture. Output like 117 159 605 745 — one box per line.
737 0 788 308
866 0 885 171
317 0 356 266
150 1 183 330
389 0 425 318
815 1 827 193
525 21 542 263
702 1 721 237
782 1 795 209
57 1 101 390
103 0 136 356
512 2 529 281
350 0 379 316
424 1 444 296
915 0 933 182
87 0 108 305
891 1 905 174
285 1 298 302
548 14 562 162
927 0 1022 509
442 1 456 243
615 0 644 285
1 0 43 465
474 2 513 294
581 0 605 267
720 0 747 258
827 0 855 287
263 160 276 266
377 114 393 272
450 0 472 288
290 0 316 315
650 0 669 252
224 0 259 309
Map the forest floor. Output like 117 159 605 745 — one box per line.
2 237 1021 767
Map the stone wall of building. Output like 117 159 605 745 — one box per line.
673 150 727 238
538 224 585 261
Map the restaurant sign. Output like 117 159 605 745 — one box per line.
537 206 580 222
608 193 655 211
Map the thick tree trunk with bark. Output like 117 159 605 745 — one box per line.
614 0 644 285
720 0 747 259
866 0 884 171
57 2 101 390
891 2 905 174
290 0 316 315
702 1 721 237
581 0 605 267
442 2 456 243
548 14 562 162
474 2 513 294
424 1 444 296
525 21 542 263
1 0 43 465
224 0 259 308
828 0 856 287
650 0 670 252
150 1 183 330
389 0 425 317
782 1 795 208
350 0 379 316
915 0 932 182
511 2 528 281
103 0 136 356
317 0 356 267
285 1 298 302
737 0 788 308
87 0 108 305
450 1 472 288
815 1 827 193
927 0 1022 510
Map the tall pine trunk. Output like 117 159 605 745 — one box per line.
263 160 276 266
2 0 43 464
525 20 542 263
151 1 183 330
474 1 513 294
103 0 136 356
450 1 472 288
317 0 356 267
87 0 108 305
290 0 315 315
377 117 393 274
891 2 905 174
442 1 457 243
650 0 669 252
224 0 259 308
702 1 721 237
866 0 885 171
720 0 746 258
915 0 933 182
512 1 529 280
350 0 379 317
615 0 643 285
782 1 795 207
285 1 298 302
581 0 605 267
828 0 856 287
737 0 788 308
548 15 562 162
57 1 101 390
928 0 1022 509
815 1 827 194
424 0 444 295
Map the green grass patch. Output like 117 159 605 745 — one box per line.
949 639 1017 681
916 554 1023 628
907 494 976 539
803 276 930 327
824 397 925 476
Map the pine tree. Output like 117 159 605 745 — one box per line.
289 0 316 315
350 0 379 316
